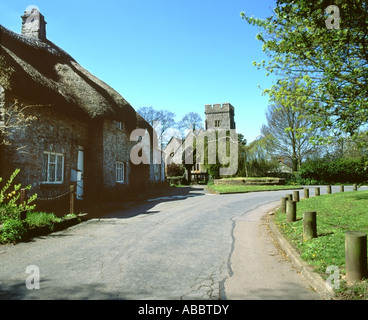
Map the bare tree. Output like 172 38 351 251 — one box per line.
0 99 37 147
137 106 176 146
178 112 203 133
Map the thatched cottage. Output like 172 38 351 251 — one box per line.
0 7 165 212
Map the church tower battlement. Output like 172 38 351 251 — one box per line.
204 103 236 130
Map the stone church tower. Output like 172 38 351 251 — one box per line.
21 6 47 41
204 103 236 130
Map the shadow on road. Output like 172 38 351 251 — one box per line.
0 280 133 300
94 186 208 220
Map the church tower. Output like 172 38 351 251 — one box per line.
204 103 236 130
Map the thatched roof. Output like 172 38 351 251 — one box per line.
0 24 138 130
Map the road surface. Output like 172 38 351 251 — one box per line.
0 185 350 300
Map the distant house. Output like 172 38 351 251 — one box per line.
276 157 293 174
164 137 185 169
0 7 165 211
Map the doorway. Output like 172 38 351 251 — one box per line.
76 147 84 200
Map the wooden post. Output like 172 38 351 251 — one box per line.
286 194 293 201
293 190 300 202
280 197 288 214
340 185 344 193
19 189 27 221
304 188 309 199
286 200 297 223
327 185 332 194
70 185 75 215
353 184 358 191
315 187 320 196
303 211 317 241
20 188 26 206
345 231 368 283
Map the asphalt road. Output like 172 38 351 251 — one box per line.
1 185 359 300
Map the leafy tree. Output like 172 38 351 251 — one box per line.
240 135 279 177
261 99 321 171
242 0 368 140
238 133 247 147
237 134 248 177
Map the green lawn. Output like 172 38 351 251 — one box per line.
208 184 302 194
274 190 368 299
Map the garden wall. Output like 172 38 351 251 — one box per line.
214 177 286 186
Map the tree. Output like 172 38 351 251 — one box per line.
137 106 176 146
242 0 368 140
0 98 38 178
236 133 247 177
261 100 321 171
0 99 37 147
238 135 278 177
323 130 368 159
178 112 203 135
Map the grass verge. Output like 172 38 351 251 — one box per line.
0 212 79 244
274 190 368 299
26 211 63 228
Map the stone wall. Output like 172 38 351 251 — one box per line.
101 119 134 201
1 103 90 201
101 120 167 201
214 178 286 186
0 94 166 209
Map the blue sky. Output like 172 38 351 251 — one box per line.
0 0 276 143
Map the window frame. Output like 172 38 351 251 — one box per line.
42 151 65 184
116 161 126 184
115 121 123 130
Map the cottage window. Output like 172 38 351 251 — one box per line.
115 121 123 130
116 161 126 183
42 152 64 184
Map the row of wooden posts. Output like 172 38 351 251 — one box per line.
280 185 367 283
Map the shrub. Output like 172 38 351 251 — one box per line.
0 219 27 243
207 163 221 180
0 169 37 223
297 157 368 185
166 164 185 177
168 176 186 186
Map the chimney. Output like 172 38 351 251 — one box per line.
21 6 47 41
